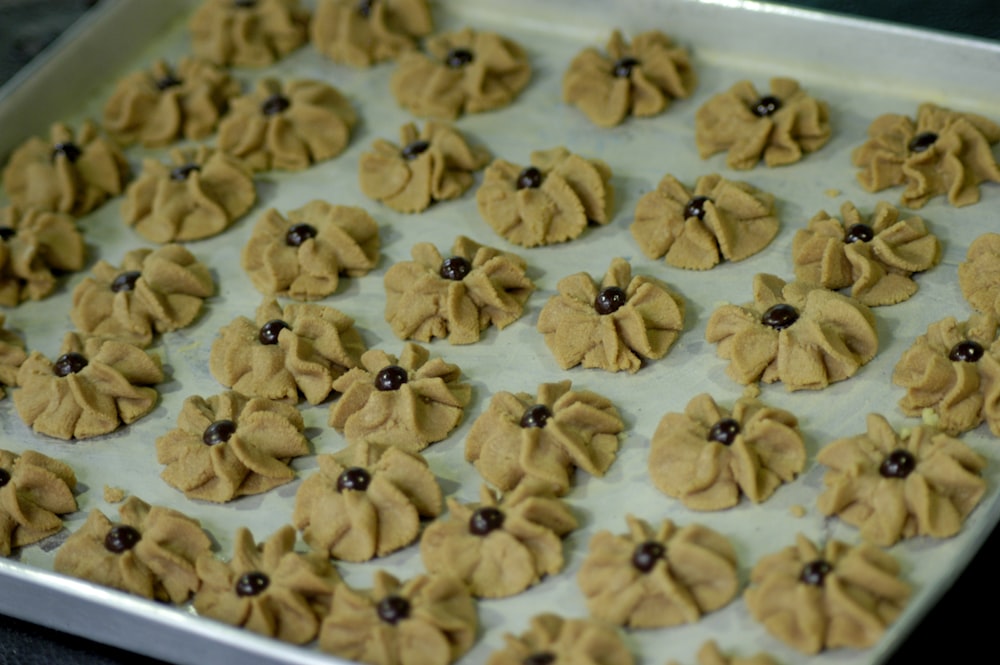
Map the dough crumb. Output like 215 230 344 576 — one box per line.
789 504 806 518
825 188 841 197
103 486 126 503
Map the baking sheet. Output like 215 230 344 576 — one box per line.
2 1 1000 664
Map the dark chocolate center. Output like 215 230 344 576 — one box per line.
761 303 799 331
111 271 141 293
522 653 556 665
203 420 237 445
520 404 552 429
54 352 88 377
445 48 474 68
612 56 640 78
337 467 372 492
401 140 430 160
51 142 82 163
708 418 741 446
0 469 10 488
285 223 317 247
844 223 874 244
156 73 182 91
258 319 290 345
799 559 832 586
908 132 938 154
375 365 409 391
751 95 782 117
594 286 627 315
631 541 666 573
439 256 472 281
0 227 14 242
684 195 710 221
357 0 375 18
233 0 257 8
469 507 505 536
260 93 291 116
880 449 916 479
235 571 270 597
949 340 985 363
516 166 543 190
104 525 141 553
376 595 411 624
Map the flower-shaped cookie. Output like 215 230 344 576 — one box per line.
892 313 1000 435
311 0 432 67
537 257 685 373
121 146 257 243
648 393 806 510
464 380 623 495
14 333 164 440
744 534 911 653
631 173 779 270
1 120 129 217
293 442 442 561
792 201 940 306
384 236 534 344
420 481 577 598
959 233 1000 318
209 298 365 404
563 29 696 127
477 147 614 247
70 245 215 348
188 0 309 67
194 525 340 644
695 77 831 170
359 122 490 213
329 343 471 452
577 515 739 629
102 57 240 147
0 315 27 400
852 102 1000 208
0 206 84 306
390 27 531 120
0 448 77 556
217 78 357 172
486 613 634 665
156 391 310 503
666 641 778 665
705 273 878 390
53 496 212 603
242 200 379 300
319 571 477 665
817 413 987 546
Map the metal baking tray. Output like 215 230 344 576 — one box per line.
2 1 1000 663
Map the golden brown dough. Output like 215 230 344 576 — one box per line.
892 313 1000 435
319 571 477 665
194 525 340 644
359 122 490 213
959 233 1000 318
486 613 634 665
464 380 623 495
0 448 77 556
705 273 878 390
209 298 365 404
383 236 533 344
0 315 26 400
666 640 779 665
391 27 531 120
792 201 940 306
102 57 240 147
242 200 379 300
563 29 696 127
1 120 129 217
648 393 805 510
477 147 614 247
70 245 215 348
420 481 577 598
189 0 309 67
156 391 310 503
578 515 739 629
311 0 432 67
121 145 257 243
537 257 685 373
817 413 987 546
293 441 441 561
14 333 163 441
53 496 212 603
744 533 910 654
630 173 778 270
695 77 831 169
852 102 1000 208
217 78 356 172
0 206 84 306
329 343 471 452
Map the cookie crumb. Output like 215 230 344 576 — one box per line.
825 188 841 197
789 504 806 518
103 486 126 503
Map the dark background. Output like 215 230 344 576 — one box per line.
1 1 998 664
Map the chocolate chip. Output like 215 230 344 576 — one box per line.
844 223 874 244
375 365 408 391
0 469 10 488
203 420 237 445
104 525 141 553
110 271 141 293
439 256 472 281
799 559 832 586
156 74 182 91
235 571 270 597
631 541 666 573
445 48 474 68
522 654 556 665
285 223 317 247
949 340 985 363
336 467 372 492
260 93 291 116
0 227 14 241
612 56 640 78
520 404 552 429
376 595 411 624
908 132 938 154
170 164 200 181
516 167 543 190
401 140 430 160
51 142 82 163
594 286 627 315
761 303 799 331
54 352 88 377
708 418 740 446
880 449 916 479
258 320 290 345
751 95 782 117
469 507 505 536
684 196 710 221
